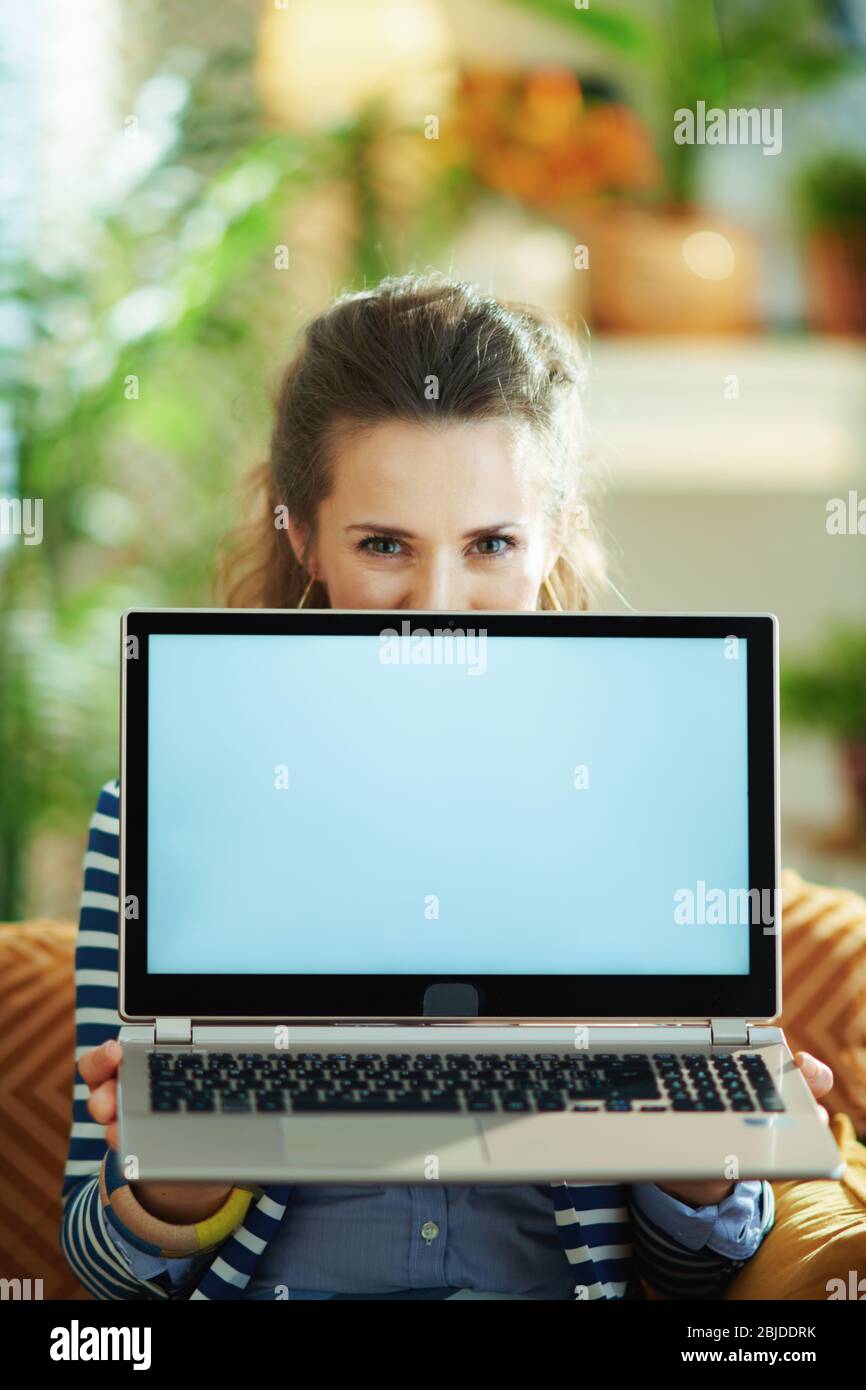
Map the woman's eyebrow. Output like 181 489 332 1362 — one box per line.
345 521 527 540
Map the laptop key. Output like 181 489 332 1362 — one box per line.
221 1095 252 1112
256 1093 287 1112
291 1094 461 1112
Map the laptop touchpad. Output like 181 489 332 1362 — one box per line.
280 1116 487 1176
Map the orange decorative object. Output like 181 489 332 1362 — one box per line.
454 67 661 217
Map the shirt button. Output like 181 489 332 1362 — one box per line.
420 1220 440 1243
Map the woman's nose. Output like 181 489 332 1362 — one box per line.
404 560 462 611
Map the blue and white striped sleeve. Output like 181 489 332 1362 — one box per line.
59 778 173 1300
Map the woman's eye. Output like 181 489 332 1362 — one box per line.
357 533 517 559
474 534 517 558
359 535 403 557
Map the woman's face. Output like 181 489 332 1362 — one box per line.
289 419 561 612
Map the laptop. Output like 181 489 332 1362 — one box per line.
116 608 845 1185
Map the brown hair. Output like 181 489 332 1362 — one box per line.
214 271 606 610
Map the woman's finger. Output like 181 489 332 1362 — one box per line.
86 1076 118 1126
793 1051 834 1101
78 1038 123 1090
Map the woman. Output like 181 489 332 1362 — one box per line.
62 272 834 1300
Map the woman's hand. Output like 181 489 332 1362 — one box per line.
655 1050 834 1208
80 1038 232 1223
80 1038 124 1152
792 1050 834 1125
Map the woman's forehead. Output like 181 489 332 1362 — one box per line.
326 417 543 503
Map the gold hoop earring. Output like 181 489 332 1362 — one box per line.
542 575 563 611
297 576 315 609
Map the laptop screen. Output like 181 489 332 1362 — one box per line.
146 630 751 978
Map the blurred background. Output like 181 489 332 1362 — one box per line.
2 0 866 923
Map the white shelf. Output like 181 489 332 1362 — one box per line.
587 336 866 491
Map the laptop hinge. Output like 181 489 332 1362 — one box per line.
153 1017 192 1045
710 1018 751 1047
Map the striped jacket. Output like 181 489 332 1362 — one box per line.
60 779 775 1301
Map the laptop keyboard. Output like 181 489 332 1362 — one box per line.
147 1050 785 1116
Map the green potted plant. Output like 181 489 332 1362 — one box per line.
503 0 854 333
782 625 866 834
797 153 866 334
